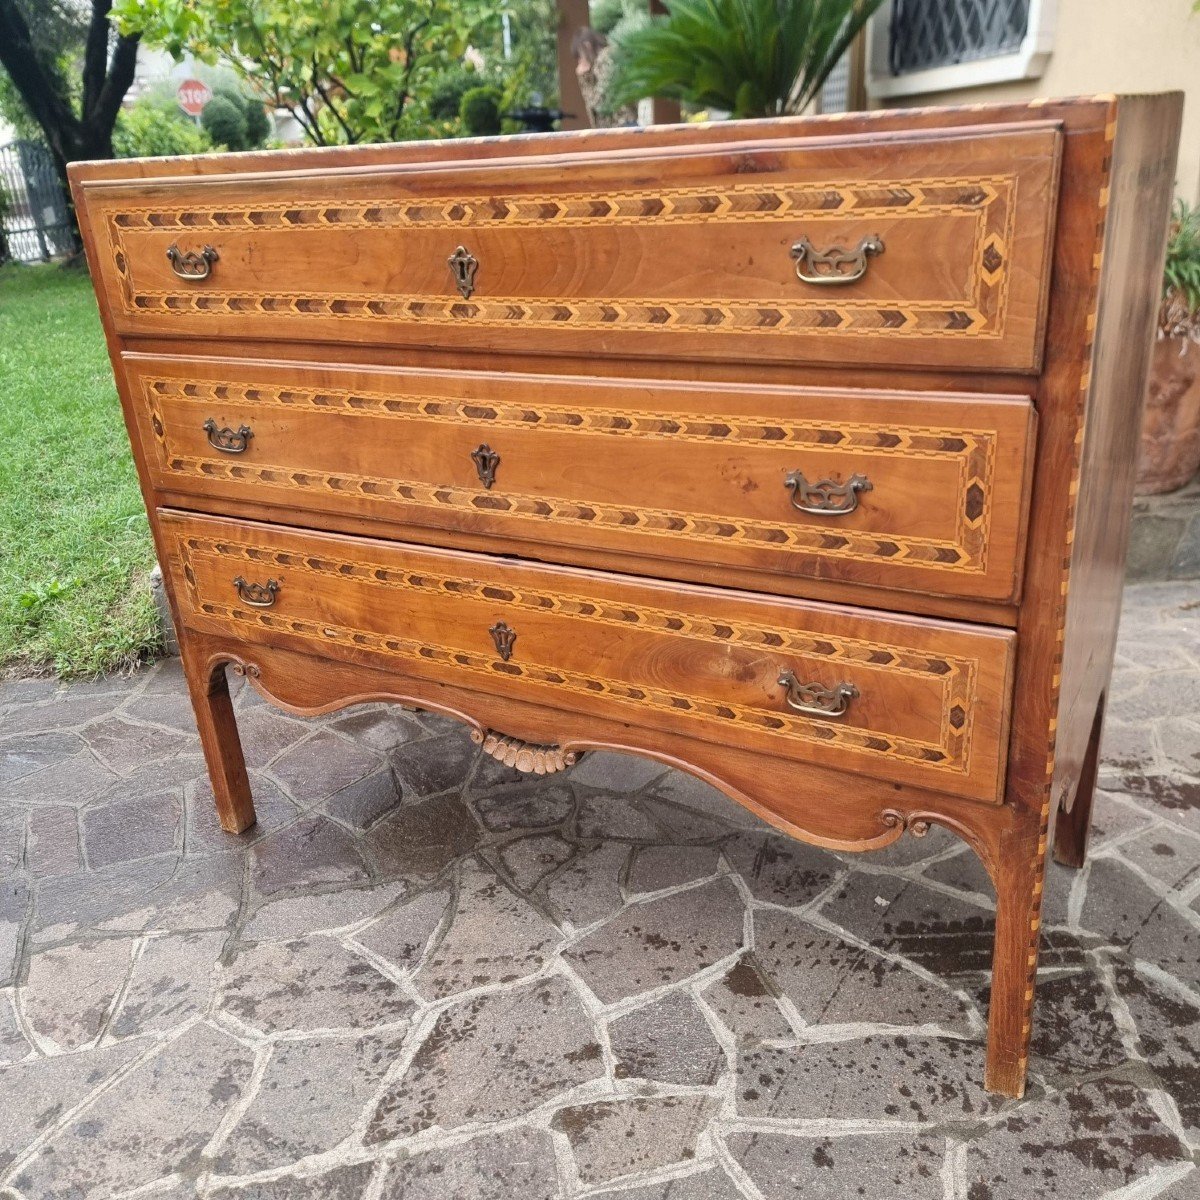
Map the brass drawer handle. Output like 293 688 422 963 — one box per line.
448 245 479 299
166 244 219 280
471 443 500 489
790 234 883 285
778 670 858 718
233 576 280 608
784 470 872 515
203 418 253 454
489 621 516 661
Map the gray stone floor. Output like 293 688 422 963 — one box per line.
0 583 1199 1199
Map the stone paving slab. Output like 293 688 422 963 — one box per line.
0 582 1198 1197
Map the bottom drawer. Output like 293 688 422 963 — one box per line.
159 509 1016 803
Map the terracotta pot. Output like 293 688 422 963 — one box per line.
1136 335 1200 494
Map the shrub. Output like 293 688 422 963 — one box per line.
427 65 481 121
590 0 638 35
460 86 503 137
1161 199 1200 343
201 94 248 151
202 84 271 150
609 0 882 118
113 97 214 158
243 96 272 147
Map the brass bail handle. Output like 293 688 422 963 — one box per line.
203 419 253 454
166 244 219 280
790 234 883 285
784 471 872 516
232 577 280 609
778 670 858 718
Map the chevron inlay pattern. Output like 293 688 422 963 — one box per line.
144 376 997 576
103 173 1016 341
174 532 981 777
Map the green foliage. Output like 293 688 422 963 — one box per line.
242 94 272 146
18 576 81 612
427 63 482 120
112 96 215 158
0 69 44 140
0 0 86 140
459 85 502 137
113 0 499 146
608 0 883 118
201 93 248 150
202 82 271 149
487 0 559 116
589 0 633 35
1162 199 1200 340
0 264 160 677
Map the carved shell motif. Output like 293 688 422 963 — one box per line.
471 729 579 775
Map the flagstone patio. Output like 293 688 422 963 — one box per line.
1 581 1198 1199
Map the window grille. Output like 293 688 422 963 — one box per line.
888 0 1031 75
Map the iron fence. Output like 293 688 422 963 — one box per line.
0 139 75 263
888 0 1031 75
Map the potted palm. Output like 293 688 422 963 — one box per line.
606 0 882 119
1138 200 1200 493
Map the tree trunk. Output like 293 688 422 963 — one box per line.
0 0 138 258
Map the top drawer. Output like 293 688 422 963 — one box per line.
84 123 1062 373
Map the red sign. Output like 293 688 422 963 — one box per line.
176 78 212 117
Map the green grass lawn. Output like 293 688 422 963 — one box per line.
0 262 160 678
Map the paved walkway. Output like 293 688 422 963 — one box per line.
0 582 1198 1199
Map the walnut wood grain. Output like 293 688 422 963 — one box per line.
127 353 1036 603
67 95 1181 1101
84 123 1061 373
186 631 1019 861
159 508 1016 803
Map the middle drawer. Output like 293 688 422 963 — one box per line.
127 354 1036 604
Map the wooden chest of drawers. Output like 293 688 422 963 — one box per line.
71 95 1181 1099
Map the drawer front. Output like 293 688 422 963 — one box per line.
129 355 1036 603
92 123 1061 372
159 510 1016 802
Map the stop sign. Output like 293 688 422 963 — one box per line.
176 78 212 117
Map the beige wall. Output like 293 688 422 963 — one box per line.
871 0 1200 201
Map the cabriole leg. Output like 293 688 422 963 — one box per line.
180 639 256 834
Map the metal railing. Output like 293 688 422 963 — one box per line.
0 140 75 263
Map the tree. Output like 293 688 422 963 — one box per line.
608 0 881 119
0 0 141 246
460 85 502 137
200 93 248 149
242 93 272 146
114 0 499 146
112 95 216 157
207 83 273 149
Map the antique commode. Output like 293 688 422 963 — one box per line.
70 95 1181 1097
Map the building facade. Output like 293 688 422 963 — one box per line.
864 0 1200 201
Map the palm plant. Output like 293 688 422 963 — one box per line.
1161 199 1200 344
607 0 883 119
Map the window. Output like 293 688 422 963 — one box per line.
889 0 1030 75
867 0 1056 100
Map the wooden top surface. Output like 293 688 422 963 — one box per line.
66 94 1130 186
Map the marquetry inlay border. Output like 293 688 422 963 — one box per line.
173 530 982 778
104 173 1017 342
144 376 998 576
